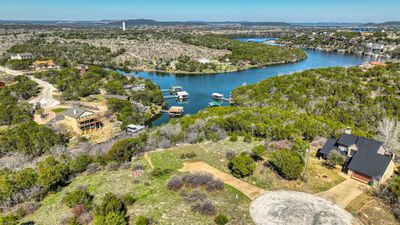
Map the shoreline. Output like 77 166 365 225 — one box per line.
117 56 307 76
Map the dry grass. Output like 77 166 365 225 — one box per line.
346 193 399 225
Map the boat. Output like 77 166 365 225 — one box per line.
127 124 145 133
169 85 183 94
211 93 224 100
208 101 221 107
176 91 189 100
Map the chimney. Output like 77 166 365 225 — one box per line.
344 127 352 134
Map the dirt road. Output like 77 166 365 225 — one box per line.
0 66 59 109
179 161 265 200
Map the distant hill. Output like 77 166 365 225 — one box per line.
363 21 400 26
106 19 292 27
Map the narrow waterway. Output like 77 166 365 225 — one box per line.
120 42 369 126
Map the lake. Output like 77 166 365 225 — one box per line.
120 40 370 126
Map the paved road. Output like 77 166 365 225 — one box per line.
317 178 367 208
0 66 60 109
179 161 266 200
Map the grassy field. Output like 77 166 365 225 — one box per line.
151 139 344 193
346 193 399 225
23 141 253 225
22 138 346 224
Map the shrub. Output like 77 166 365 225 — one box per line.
228 153 256 178
93 212 127 225
180 152 197 159
181 190 208 203
206 179 224 191
182 172 213 188
96 193 126 216
252 145 265 160
68 217 81 225
214 214 229 225
69 155 93 173
167 175 183 191
132 163 144 171
121 194 136 206
229 134 238 142
269 149 305 180
325 150 346 168
107 162 120 171
135 216 150 225
243 133 252 143
71 205 87 217
0 213 20 225
225 150 237 160
106 137 144 163
191 201 216 216
86 163 101 174
150 168 172 178
64 189 94 210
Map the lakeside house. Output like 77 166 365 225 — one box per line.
359 61 386 71
10 53 33 60
317 132 395 184
33 60 56 70
64 107 103 134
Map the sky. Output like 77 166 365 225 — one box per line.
0 0 399 23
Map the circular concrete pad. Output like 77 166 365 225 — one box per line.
250 191 353 225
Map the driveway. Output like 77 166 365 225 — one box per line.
0 66 60 109
179 161 266 200
317 178 368 208
250 191 354 225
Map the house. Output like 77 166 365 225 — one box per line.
317 133 395 184
33 60 56 70
359 61 386 71
0 81 5 88
10 53 33 60
64 107 103 134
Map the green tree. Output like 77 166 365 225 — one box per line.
252 145 265 160
325 150 346 168
214 214 229 225
228 153 256 178
36 156 69 191
269 149 305 180
64 189 94 209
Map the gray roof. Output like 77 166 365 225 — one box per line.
64 107 87 119
320 134 392 178
319 138 337 156
337 133 359 147
347 137 391 178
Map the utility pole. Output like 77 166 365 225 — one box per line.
303 147 310 182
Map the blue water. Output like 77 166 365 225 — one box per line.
120 44 369 126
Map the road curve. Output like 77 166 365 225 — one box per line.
0 66 60 109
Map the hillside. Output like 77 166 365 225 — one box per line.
232 63 400 135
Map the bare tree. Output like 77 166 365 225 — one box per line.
376 117 400 157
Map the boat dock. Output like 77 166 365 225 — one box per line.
164 95 178 99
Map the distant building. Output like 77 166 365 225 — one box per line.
64 107 102 134
33 60 56 70
78 65 89 75
197 58 210 64
0 81 5 88
359 61 386 71
10 53 33 60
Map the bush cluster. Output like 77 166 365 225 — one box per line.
269 149 305 180
228 153 256 178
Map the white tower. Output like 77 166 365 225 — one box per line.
122 21 126 31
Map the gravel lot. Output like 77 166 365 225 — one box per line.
250 190 354 225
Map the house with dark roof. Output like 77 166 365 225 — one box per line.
64 107 102 134
317 133 395 184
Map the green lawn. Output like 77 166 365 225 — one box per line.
51 108 68 113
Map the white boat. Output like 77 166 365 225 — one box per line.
127 124 145 133
177 91 189 100
212 93 224 100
